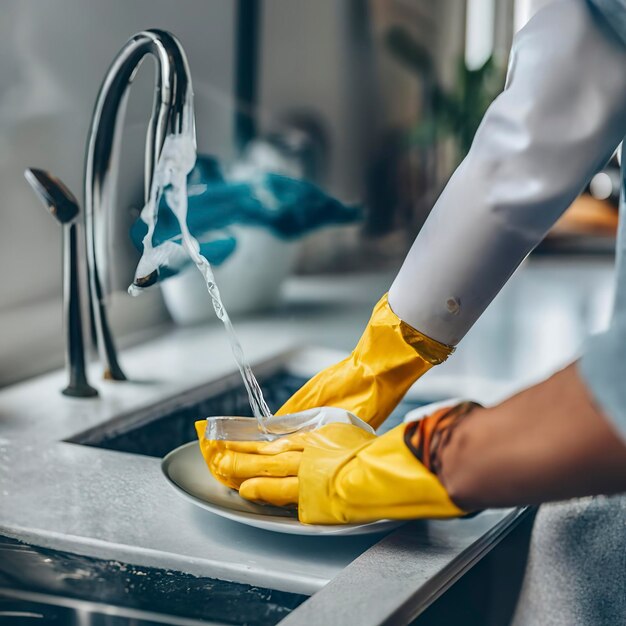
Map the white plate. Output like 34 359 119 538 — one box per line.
162 441 402 536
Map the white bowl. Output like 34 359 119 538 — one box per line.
161 225 299 325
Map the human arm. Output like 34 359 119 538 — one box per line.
389 0 626 345
276 0 626 428
196 0 626 522
299 364 626 522
197 365 626 523
437 363 626 510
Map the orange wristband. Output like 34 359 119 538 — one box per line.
404 401 481 476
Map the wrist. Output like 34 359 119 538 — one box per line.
404 401 482 510
436 404 488 511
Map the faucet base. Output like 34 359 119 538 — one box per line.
62 385 99 399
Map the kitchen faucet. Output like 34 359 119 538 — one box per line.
24 30 194 393
85 29 195 381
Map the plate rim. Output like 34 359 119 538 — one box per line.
161 441 402 536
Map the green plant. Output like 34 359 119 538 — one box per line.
386 26 505 159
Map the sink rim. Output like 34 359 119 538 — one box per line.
65 348 301 447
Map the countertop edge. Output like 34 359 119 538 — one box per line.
279 507 531 625
0 523 330 596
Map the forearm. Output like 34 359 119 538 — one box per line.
389 0 626 345
439 363 626 510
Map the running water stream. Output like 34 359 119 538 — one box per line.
129 102 272 425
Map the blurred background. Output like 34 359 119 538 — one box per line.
0 0 619 387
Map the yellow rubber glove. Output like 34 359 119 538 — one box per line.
196 417 464 524
297 423 464 524
195 410 373 506
276 294 453 429
195 420 306 506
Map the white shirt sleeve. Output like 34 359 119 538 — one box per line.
389 0 626 346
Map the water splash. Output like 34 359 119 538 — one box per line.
129 102 272 424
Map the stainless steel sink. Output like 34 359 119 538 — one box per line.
0 535 306 626
68 370 307 457
6 358 437 625
0 347 530 626
68 359 435 458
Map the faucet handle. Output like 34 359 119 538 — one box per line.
24 168 80 225
25 168 99 398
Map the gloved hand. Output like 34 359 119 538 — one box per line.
276 294 453 429
195 407 374 507
297 418 466 524
196 402 475 524
196 429 305 507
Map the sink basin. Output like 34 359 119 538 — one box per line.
68 356 435 458
0 535 306 626
69 370 307 457
1 351 440 621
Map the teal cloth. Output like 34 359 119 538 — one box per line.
131 155 361 280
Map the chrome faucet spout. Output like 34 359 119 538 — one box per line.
84 29 195 381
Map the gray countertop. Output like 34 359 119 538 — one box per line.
0 265 611 603
1 274 394 595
